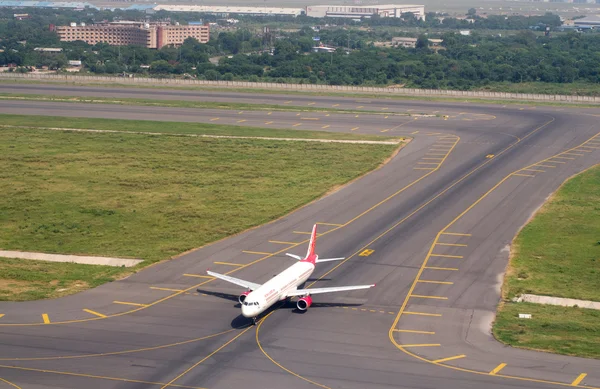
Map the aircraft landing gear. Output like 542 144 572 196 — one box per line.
252 317 257 325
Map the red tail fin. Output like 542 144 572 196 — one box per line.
305 224 318 261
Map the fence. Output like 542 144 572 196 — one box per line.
1 72 599 104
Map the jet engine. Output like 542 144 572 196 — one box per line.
239 290 250 304
296 296 313 311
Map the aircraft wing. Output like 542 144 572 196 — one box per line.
207 270 261 291
285 284 375 297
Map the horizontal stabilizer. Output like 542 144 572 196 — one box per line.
207 270 261 291
316 257 345 263
285 253 303 260
286 284 375 297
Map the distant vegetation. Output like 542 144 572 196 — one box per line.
3 8 600 93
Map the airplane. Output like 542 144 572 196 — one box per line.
207 224 375 324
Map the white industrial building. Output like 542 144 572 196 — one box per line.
305 4 425 20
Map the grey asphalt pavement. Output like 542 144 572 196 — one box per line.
0 86 599 389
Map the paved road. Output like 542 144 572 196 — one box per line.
0 87 599 389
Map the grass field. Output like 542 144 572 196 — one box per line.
0 126 398 301
493 165 600 359
478 82 600 97
0 114 397 141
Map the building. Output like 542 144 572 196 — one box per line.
391 37 443 48
574 15 600 29
153 5 304 17
56 21 209 49
305 4 425 20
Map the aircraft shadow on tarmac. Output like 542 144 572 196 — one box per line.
197 289 363 328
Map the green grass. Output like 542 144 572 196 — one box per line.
494 303 600 360
494 164 600 359
478 82 600 97
0 126 398 301
0 114 398 142
0 93 414 116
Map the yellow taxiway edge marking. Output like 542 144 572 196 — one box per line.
83 309 107 318
317 222 343 227
237 119 246 123
418 162 440 165
267 112 272 115
332 104 340 107
521 168 545 173
209 118 219 121
404 311 442 317
551 156 575 160
351 127 359 131
393 329 435 335
0 314 4 319
433 355 466 364
269 240 299 245
411 295 448 300
580 145 599 149
490 363 507 375
430 254 463 259
150 287 184 292
546 160 566 164
301 117 319 121
265 121 273 124
0 376 21 389
513 173 535 178
321 125 330 129
424 266 459 271
42 314 50 324
575 148 593 152
242 251 273 256
414 168 436 170
183 274 213 278
435 243 467 247
380 129 390 133
534 164 557 168
214 261 244 267
308 102 316 106
113 301 148 307
293 231 324 236
562 153 584 157
418 280 454 285
355 115 359 118
293 123 301 127
398 344 441 347
571 373 587 387
411 131 420 134
441 232 471 236
238 111 243 114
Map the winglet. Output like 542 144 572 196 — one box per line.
305 224 318 260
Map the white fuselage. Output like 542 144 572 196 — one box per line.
241 261 314 318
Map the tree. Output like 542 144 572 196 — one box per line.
149 60 173 74
415 34 429 50
467 8 477 17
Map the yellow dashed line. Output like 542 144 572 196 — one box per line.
393 329 435 335
513 173 535 178
430 254 463 259
269 240 299 245
149 287 184 292
435 243 467 247
265 121 274 124
83 309 107 318
571 373 587 387
293 123 301 127
411 295 448 300
237 119 247 123
351 127 359 131
433 354 466 364
418 280 454 285
317 222 343 227
442 232 471 237
490 363 507 375
424 266 458 271
321 125 330 129
551 156 575 160
535 164 557 168
546 160 566 164
404 311 442 317
210 117 219 121
521 168 545 173
242 251 273 255
113 301 148 307
214 261 244 267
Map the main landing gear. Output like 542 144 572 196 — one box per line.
252 317 257 325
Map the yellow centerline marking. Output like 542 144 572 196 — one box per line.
265 121 273 124
562 153 584 156
521 168 545 173
83 309 106 318
418 280 454 285
269 240 298 245
546 160 566 164
411 295 448 300
236 119 246 123
580 145 599 149
411 131 420 134
435 243 467 247
424 266 458 271
150 287 184 292
293 123 301 127
399 344 441 347
571 373 587 387
183 274 214 279
0 376 21 389
242 251 273 255
551 156 575 160
430 254 463 259
332 104 339 107
433 355 466 364
321 125 330 129
308 102 316 106
160 326 254 389
317 222 344 227
113 301 148 307
214 261 244 267
418 162 440 165
301 117 319 120
535 164 556 168
42 314 50 324
490 363 507 375
380 129 390 132
209 118 219 121
267 112 272 115
513 173 535 178
404 311 442 317
351 127 359 131
393 329 435 335
442 232 471 236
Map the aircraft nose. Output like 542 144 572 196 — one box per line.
241 305 253 318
